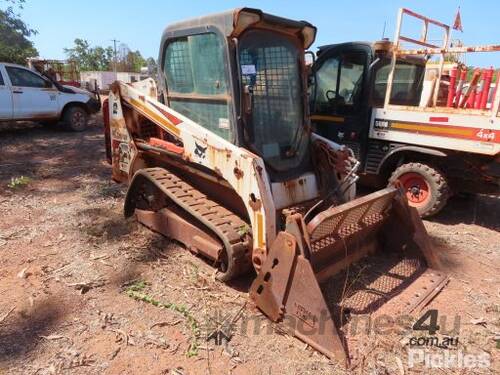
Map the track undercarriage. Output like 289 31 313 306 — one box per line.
124 167 252 281
124 164 449 366
104 9 450 363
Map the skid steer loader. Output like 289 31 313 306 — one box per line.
104 8 448 365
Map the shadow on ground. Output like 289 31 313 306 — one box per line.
430 194 500 231
0 118 107 195
0 298 68 362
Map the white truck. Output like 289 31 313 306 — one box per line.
0 62 101 131
310 9 499 217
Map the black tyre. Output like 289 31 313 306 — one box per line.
63 106 88 132
389 162 450 217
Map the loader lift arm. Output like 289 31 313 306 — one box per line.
105 7 449 367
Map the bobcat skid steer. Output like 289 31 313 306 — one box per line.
104 8 448 366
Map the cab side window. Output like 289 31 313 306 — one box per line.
6 67 49 88
313 56 340 113
313 52 365 115
371 60 424 107
0 70 4 85
163 33 232 141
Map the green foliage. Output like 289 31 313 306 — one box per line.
64 39 148 73
0 1 38 64
63 38 113 71
125 281 200 356
7 175 31 189
237 224 251 236
120 49 146 73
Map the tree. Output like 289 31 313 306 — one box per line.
146 57 157 76
115 43 146 72
90 45 113 70
64 39 145 72
64 38 113 71
0 1 38 64
126 50 146 72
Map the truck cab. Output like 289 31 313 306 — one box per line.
0 62 100 131
311 41 425 177
310 9 500 217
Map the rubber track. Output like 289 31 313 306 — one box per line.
136 167 252 279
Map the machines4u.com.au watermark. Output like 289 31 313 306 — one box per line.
201 307 493 370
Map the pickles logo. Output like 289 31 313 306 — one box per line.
408 349 491 369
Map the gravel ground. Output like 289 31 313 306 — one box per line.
0 117 498 374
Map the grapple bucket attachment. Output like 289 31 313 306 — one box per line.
250 186 448 366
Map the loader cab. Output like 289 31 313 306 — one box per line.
310 42 425 170
158 8 316 180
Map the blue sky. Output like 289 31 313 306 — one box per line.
9 0 500 66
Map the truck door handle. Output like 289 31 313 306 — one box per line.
12 90 23 94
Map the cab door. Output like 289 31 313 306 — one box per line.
5 66 59 120
0 67 13 120
310 46 371 161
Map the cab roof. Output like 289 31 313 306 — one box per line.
161 7 317 49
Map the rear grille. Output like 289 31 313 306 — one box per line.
365 141 401 174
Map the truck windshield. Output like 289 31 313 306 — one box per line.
239 30 308 172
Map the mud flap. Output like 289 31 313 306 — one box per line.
250 231 348 365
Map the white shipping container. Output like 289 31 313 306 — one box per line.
80 71 149 92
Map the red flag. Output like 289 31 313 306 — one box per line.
453 8 463 32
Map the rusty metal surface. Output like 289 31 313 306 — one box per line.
396 44 500 56
399 36 439 49
251 231 348 366
249 232 296 321
135 208 223 260
322 255 448 324
281 198 320 220
306 187 397 280
405 269 449 313
307 187 396 242
400 7 449 29
320 254 448 368
161 8 316 48
322 255 425 316
313 139 352 176
284 255 348 366
125 167 252 281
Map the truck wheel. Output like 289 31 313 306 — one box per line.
63 106 88 132
389 162 450 217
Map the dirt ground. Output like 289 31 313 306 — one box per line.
0 116 498 375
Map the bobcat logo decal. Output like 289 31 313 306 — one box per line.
194 142 207 159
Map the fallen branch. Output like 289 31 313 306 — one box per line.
109 328 129 346
65 278 106 294
0 307 15 324
150 319 182 329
